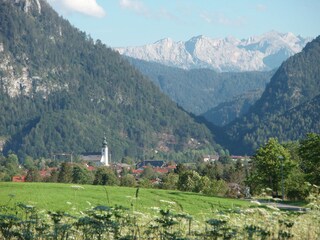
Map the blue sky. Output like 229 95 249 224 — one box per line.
47 0 320 47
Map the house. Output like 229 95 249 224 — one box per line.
230 156 251 162
153 167 170 174
134 160 176 177
136 160 165 169
80 155 101 164
79 135 111 167
12 175 26 182
132 169 144 175
86 165 95 171
113 163 132 177
203 155 219 162
39 167 58 177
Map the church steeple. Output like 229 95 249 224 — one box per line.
100 135 109 166
102 136 108 147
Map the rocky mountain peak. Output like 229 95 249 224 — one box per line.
116 31 312 72
7 0 42 14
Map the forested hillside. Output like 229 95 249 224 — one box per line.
126 57 273 118
0 0 221 161
222 36 320 154
201 90 263 126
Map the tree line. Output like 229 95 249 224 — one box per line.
1 133 319 201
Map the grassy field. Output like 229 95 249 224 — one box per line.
0 182 319 239
0 182 250 218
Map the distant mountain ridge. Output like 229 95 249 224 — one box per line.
116 32 311 72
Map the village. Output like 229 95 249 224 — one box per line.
11 136 251 195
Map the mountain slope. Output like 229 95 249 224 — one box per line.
222 36 320 154
0 0 220 160
201 90 263 126
117 32 311 72
127 57 272 116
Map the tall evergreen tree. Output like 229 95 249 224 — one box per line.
57 163 73 183
248 138 293 197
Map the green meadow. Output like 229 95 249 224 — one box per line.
0 182 250 218
1 182 319 239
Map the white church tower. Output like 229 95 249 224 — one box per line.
100 136 109 166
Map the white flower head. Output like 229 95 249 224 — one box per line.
159 199 176 205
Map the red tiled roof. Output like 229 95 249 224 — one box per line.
12 176 26 182
167 165 176 169
154 168 169 174
87 166 95 171
39 168 57 177
132 169 143 174
39 170 49 177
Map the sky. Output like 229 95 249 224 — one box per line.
46 0 320 48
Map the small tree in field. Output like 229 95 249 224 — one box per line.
93 167 119 185
249 138 293 197
25 168 41 182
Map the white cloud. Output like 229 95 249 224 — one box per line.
200 11 246 27
256 4 267 12
119 0 180 22
119 0 149 16
48 0 106 18
158 8 179 21
200 12 212 23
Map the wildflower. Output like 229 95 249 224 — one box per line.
266 205 279 211
272 211 281 216
244 209 255 214
71 185 85 190
257 208 269 216
150 206 160 211
133 211 145 216
250 200 261 205
159 199 176 205
273 198 282 201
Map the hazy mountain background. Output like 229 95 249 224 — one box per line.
116 32 311 72
126 57 273 125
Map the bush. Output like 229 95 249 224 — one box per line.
120 175 136 187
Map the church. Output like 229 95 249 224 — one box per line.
80 136 110 166
100 136 109 166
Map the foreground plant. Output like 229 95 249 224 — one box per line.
0 198 319 239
